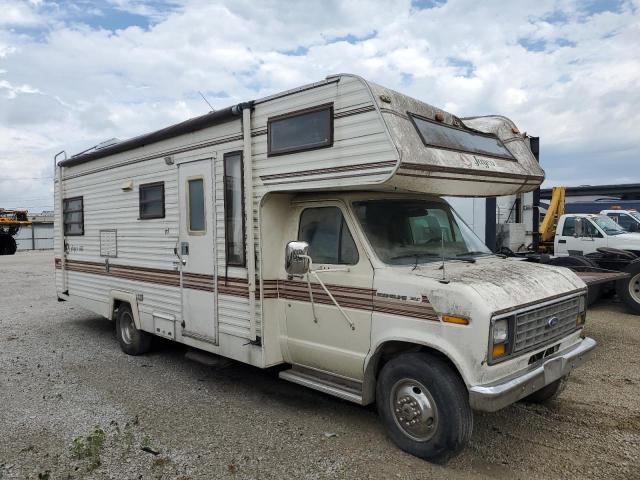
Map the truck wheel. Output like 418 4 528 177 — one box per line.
376 352 472 463
522 375 568 404
616 261 640 315
5 236 17 255
116 304 151 355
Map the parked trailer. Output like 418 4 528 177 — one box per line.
55 74 595 463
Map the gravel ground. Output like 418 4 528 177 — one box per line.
1 251 639 480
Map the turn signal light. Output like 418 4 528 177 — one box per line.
442 315 469 325
576 312 586 326
492 344 506 358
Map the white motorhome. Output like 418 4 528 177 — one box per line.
55 74 595 462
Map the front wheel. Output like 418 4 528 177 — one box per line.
376 352 473 463
116 304 151 355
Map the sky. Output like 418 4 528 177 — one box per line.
0 0 639 212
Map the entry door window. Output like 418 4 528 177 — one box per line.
223 152 245 266
298 207 358 265
188 178 205 233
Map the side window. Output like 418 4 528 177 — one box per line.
187 178 205 233
139 182 165 219
298 207 358 265
268 104 333 156
63 196 84 236
584 220 602 238
562 216 575 236
224 152 245 266
617 214 633 230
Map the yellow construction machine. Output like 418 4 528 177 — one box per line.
538 186 565 252
0 209 32 255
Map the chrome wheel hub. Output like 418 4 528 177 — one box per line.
629 273 640 304
121 312 134 345
390 379 438 442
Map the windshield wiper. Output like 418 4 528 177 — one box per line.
456 251 492 257
389 253 475 264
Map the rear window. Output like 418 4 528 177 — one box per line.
409 114 515 160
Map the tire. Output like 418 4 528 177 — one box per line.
376 352 472 463
547 256 601 306
116 303 152 355
616 260 640 315
5 236 16 255
522 375 568 404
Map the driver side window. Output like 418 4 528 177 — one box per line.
298 207 359 265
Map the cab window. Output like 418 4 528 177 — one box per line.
298 207 358 265
562 217 575 236
617 214 635 230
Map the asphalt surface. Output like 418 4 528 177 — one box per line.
1 251 639 479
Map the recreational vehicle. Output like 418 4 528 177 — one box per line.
55 74 595 462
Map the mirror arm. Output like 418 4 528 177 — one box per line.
300 255 355 331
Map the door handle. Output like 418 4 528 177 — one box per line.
558 239 566 244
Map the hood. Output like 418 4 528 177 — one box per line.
411 257 586 314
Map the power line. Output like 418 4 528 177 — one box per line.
0 176 54 181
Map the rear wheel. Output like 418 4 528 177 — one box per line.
376 352 472 463
616 261 640 315
116 304 151 355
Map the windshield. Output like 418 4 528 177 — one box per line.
593 215 626 235
352 199 491 265
629 211 640 221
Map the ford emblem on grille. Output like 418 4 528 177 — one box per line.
546 316 559 328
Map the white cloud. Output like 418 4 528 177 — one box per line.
0 0 639 210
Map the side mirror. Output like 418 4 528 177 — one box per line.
629 223 639 233
285 241 310 275
574 218 585 238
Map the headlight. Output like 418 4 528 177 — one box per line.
493 319 509 344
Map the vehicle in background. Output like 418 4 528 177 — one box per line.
600 209 640 232
562 199 640 215
0 209 31 255
54 74 596 463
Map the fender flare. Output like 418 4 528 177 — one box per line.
109 290 142 330
361 337 470 405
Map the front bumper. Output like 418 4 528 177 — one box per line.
469 337 597 412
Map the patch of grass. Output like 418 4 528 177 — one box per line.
70 425 106 471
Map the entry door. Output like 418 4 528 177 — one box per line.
178 159 217 344
284 203 373 381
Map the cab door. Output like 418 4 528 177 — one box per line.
177 158 217 344
283 202 373 381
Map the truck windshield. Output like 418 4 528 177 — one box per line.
352 200 491 265
593 215 626 235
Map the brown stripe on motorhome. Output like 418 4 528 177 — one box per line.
55 259 440 321
260 160 396 182
398 162 544 182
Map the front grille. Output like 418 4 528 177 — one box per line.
513 297 580 353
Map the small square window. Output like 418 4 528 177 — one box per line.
139 182 165 220
267 104 333 156
63 196 84 236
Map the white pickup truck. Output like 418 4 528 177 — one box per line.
600 209 640 233
555 213 640 257
553 213 640 313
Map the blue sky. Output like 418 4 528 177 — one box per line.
0 0 639 212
